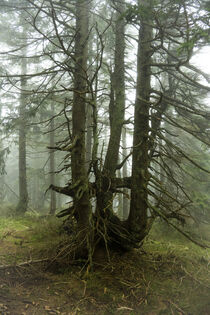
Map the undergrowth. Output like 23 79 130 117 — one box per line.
0 214 209 314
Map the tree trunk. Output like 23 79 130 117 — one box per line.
0 106 5 202
16 38 28 215
71 0 92 240
122 127 129 219
96 0 126 219
103 0 125 176
85 16 95 173
117 167 123 219
49 103 56 215
128 0 153 242
85 104 92 172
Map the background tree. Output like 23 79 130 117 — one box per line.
16 21 29 215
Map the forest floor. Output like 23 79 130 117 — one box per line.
0 215 209 315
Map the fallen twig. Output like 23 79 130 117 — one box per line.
181 265 210 289
166 299 187 315
0 258 50 270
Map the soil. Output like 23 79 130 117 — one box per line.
0 219 210 315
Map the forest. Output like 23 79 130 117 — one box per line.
0 0 210 314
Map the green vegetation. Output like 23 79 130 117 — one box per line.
0 215 209 314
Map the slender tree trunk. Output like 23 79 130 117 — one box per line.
35 174 39 209
49 103 56 215
56 176 62 209
117 167 123 219
16 42 28 215
122 127 129 219
0 106 5 202
71 0 92 235
96 0 126 218
103 0 125 176
128 0 153 241
85 14 95 173
86 105 92 172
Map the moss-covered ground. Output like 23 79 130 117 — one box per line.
0 215 209 315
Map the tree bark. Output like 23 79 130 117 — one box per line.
103 0 125 176
0 106 6 202
71 0 92 238
96 0 126 220
122 127 129 219
128 0 153 241
16 31 28 215
49 103 56 215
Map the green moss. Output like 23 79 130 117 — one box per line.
0 217 31 234
0 214 209 315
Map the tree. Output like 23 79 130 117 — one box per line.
0 0 209 259
49 103 56 215
128 0 153 242
16 12 29 214
70 0 92 252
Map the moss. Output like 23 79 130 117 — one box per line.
0 215 209 315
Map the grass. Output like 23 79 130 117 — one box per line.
0 214 209 314
0 216 31 234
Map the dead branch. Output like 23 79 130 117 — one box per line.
0 258 50 270
147 201 210 249
115 151 132 170
56 206 75 218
